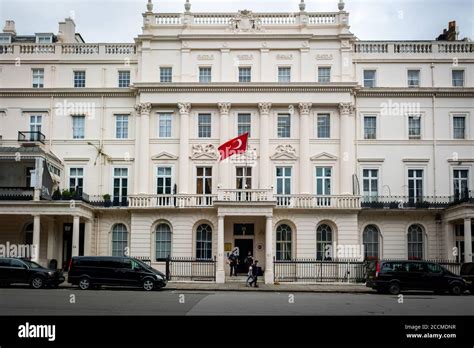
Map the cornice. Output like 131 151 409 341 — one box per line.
356 88 474 98
0 88 136 98
133 82 358 93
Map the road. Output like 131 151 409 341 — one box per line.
0 286 473 316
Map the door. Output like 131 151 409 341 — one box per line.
425 263 447 290
9 259 29 284
405 262 427 290
62 223 85 270
234 239 254 274
0 258 11 282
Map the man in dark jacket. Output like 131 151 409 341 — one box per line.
249 260 259 287
228 252 238 277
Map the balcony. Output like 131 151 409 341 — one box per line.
361 193 473 209
128 194 216 208
17 131 45 145
0 43 137 60
276 195 361 209
0 187 34 201
353 41 474 58
216 189 274 203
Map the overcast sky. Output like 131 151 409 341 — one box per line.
0 0 473 42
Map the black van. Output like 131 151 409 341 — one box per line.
366 260 465 295
0 257 65 289
460 262 474 294
68 256 167 291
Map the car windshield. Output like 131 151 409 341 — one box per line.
132 259 153 270
20 260 43 269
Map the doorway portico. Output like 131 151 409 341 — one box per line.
216 206 274 284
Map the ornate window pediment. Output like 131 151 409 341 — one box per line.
310 152 338 161
271 144 297 160
190 144 219 160
152 152 178 161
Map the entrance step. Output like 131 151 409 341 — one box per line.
225 276 248 283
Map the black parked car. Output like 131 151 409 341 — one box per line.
460 262 474 294
0 257 65 289
68 256 167 291
366 260 465 295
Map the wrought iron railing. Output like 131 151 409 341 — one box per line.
0 187 34 201
165 257 216 282
18 131 45 144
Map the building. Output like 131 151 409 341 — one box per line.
0 0 473 284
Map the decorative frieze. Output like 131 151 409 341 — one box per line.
338 102 355 115
298 102 312 115
258 102 272 114
237 54 253 61
271 144 297 160
177 102 192 114
316 54 334 60
191 144 219 160
218 102 232 115
277 54 293 60
197 54 214 61
134 103 152 115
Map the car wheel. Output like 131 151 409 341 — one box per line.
79 277 91 290
450 284 463 296
142 279 155 291
389 282 401 295
30 276 44 289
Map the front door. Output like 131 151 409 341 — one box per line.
62 223 85 270
235 239 253 274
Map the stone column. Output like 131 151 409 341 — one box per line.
260 48 270 81
464 218 472 262
32 215 41 263
220 48 231 82
264 215 274 284
46 219 55 262
445 223 455 260
218 102 231 189
72 216 80 257
258 103 272 189
133 110 142 194
178 103 191 194
135 103 152 194
216 215 225 283
84 219 92 256
338 103 356 195
299 103 312 193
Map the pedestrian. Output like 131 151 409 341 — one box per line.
228 251 238 277
246 263 253 287
244 251 253 273
249 260 259 287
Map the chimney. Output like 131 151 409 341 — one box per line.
3 20 16 35
57 17 76 43
436 21 458 41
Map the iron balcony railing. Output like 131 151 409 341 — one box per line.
361 193 473 209
18 131 45 144
0 187 34 201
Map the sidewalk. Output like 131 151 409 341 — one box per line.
164 281 372 293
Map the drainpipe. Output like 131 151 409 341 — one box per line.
431 63 437 200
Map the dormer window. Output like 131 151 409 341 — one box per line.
35 34 53 44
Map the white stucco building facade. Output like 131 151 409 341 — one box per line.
0 0 473 283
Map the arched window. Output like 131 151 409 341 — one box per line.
25 223 33 245
363 225 380 260
276 224 292 261
155 223 172 261
316 224 333 260
111 224 128 257
196 224 212 260
408 224 424 260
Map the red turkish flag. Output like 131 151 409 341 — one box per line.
218 133 249 161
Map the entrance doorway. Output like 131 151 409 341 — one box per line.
235 239 253 274
62 223 85 270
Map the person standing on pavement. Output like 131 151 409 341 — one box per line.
249 260 259 287
228 251 238 277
